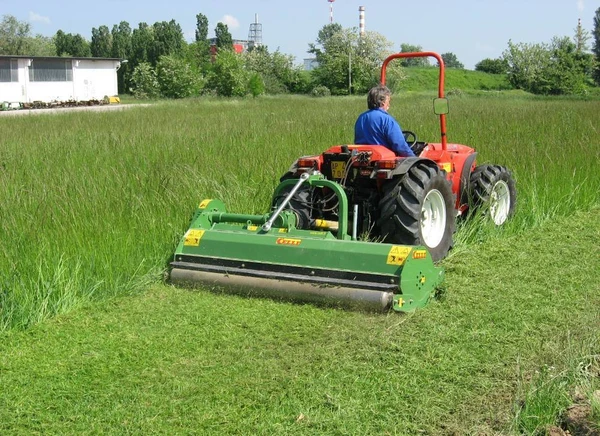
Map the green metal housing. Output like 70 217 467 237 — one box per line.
170 174 444 312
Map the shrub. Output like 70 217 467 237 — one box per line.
311 85 331 97
248 73 265 97
156 55 204 99
130 62 160 99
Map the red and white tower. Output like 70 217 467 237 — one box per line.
359 6 365 37
328 0 335 23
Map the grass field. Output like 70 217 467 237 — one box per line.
0 94 599 434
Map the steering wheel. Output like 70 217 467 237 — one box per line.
403 130 418 148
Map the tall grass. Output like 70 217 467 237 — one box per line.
0 95 598 330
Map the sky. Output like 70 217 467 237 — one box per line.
3 0 598 69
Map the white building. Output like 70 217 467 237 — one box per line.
0 56 122 105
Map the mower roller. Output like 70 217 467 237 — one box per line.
170 173 444 313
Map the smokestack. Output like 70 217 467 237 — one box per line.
328 0 335 24
359 6 365 37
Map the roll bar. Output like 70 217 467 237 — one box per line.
380 52 447 150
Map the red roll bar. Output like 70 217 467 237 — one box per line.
380 52 447 150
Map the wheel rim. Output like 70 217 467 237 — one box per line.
490 180 511 225
420 189 446 248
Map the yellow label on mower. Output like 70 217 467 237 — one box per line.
331 161 346 179
386 246 411 265
184 229 205 246
247 225 258 231
276 237 301 246
199 199 212 209
412 249 427 259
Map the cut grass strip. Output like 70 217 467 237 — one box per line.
0 209 598 434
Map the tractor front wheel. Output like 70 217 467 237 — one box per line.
377 163 456 262
469 165 516 225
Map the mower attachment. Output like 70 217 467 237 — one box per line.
170 174 444 312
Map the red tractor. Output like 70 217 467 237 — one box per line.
275 52 516 261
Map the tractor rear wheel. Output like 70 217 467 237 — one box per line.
377 163 456 261
469 165 516 225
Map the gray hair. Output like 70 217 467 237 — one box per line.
367 85 391 110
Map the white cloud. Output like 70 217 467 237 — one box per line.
29 11 50 24
219 15 240 30
577 0 584 12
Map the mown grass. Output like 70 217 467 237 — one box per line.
0 94 599 433
0 209 597 434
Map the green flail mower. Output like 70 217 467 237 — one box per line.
170 172 445 313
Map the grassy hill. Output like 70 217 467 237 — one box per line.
397 67 512 93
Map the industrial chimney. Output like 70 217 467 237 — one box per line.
328 0 335 23
359 6 365 37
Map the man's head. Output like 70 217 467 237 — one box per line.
367 85 391 111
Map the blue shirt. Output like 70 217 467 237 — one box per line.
354 108 416 157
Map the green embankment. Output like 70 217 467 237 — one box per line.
398 67 511 92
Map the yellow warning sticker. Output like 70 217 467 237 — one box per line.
278 228 288 233
386 246 411 265
247 225 258 231
412 249 427 260
199 199 212 209
276 237 301 246
183 229 205 246
331 161 346 179
440 162 452 174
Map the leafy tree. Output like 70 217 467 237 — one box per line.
308 24 397 95
27 34 55 56
131 22 153 66
215 22 233 50
545 36 594 94
111 22 132 94
593 7 600 85
503 37 592 94
130 62 160 98
54 30 91 57
441 52 464 69
573 18 591 52
191 13 211 69
399 43 429 67
195 13 209 43
151 20 184 65
475 57 509 74
156 55 203 98
91 25 112 57
244 46 305 94
0 14 32 55
207 49 248 96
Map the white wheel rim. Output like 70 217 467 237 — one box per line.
490 180 511 225
421 189 446 248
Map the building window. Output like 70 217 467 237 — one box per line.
0 59 18 82
29 59 73 82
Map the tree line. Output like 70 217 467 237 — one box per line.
1 10 599 97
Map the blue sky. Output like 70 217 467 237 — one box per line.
4 0 597 69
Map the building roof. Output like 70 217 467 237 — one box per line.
0 55 122 61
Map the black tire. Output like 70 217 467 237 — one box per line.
377 163 456 262
469 165 516 225
272 176 313 229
